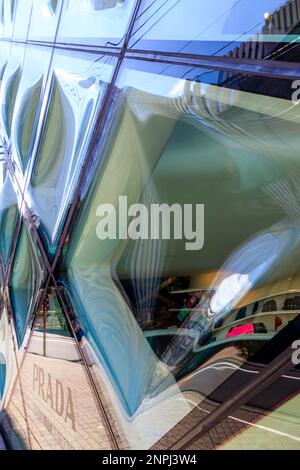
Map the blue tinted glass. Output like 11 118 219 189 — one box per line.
57 0 136 47
130 0 296 56
13 0 33 41
27 0 62 42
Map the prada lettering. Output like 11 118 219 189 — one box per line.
33 364 76 431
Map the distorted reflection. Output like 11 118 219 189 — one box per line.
10 45 53 174
28 0 62 42
61 60 300 448
29 51 116 252
13 0 33 41
10 223 44 345
57 0 135 46
0 172 19 266
130 0 293 56
5 287 113 449
1 67 21 141
0 308 18 416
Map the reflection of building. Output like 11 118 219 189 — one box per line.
227 0 300 61
221 0 300 83
1 0 300 451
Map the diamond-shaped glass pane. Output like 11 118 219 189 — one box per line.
10 223 44 345
0 307 31 449
11 44 53 175
0 44 25 144
28 50 116 252
60 60 300 449
0 171 19 266
3 287 113 450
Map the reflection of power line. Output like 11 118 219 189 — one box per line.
157 0 300 86
130 0 183 49
90 0 158 57
178 20 263 82
131 0 245 56
224 0 300 66
154 1 261 82
136 0 159 20
174 0 245 57
131 0 171 41
196 2 300 98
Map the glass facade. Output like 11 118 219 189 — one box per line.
0 0 300 451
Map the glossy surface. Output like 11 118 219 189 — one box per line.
0 0 300 451
28 0 62 43
28 50 116 250
57 0 136 47
0 171 19 266
130 0 295 54
60 58 300 446
11 45 53 175
10 224 44 345
2 290 112 449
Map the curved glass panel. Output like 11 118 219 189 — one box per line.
10 223 44 346
60 58 300 448
13 0 33 41
28 50 116 252
15 78 43 170
0 172 19 266
1 0 300 452
57 0 136 47
0 307 17 411
0 44 25 143
0 43 9 90
0 307 31 449
28 0 62 42
0 1 4 36
1 67 21 141
4 288 113 450
2 0 16 40
11 44 53 175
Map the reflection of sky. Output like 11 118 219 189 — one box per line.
133 0 288 42
223 0 287 33
58 0 135 40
